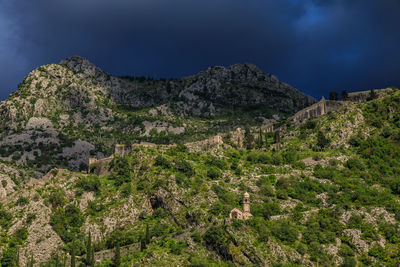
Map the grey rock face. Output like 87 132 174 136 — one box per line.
59 56 315 115
60 55 104 78
178 63 316 113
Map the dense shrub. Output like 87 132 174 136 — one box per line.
76 175 101 192
48 188 66 208
50 204 84 243
252 202 280 219
26 213 37 225
175 144 188 152
120 183 133 198
282 150 297 164
0 247 17 267
257 152 271 164
246 152 258 162
305 120 317 130
257 175 277 186
163 239 187 255
270 220 298 244
348 136 362 147
16 196 29 206
175 173 190 187
203 226 232 261
205 156 227 169
211 184 240 205
259 184 275 197
106 228 139 248
207 167 222 180
316 131 330 148
0 204 12 229
175 159 194 177
154 155 172 169
109 156 131 186
345 158 365 170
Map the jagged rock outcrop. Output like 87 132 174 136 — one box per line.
59 56 315 115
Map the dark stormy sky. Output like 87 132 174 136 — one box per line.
1 0 400 100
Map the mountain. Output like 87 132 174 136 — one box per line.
4 57 400 266
0 85 399 266
0 56 315 174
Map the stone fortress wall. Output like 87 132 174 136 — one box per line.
347 88 392 102
114 142 157 156
292 88 392 123
292 97 348 124
88 142 157 175
292 88 393 124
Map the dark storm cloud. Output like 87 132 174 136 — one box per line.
0 0 399 100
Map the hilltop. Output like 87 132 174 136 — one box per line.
0 56 314 176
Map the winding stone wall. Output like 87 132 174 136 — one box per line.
114 142 157 156
347 88 392 102
292 97 347 124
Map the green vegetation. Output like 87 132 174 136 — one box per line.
2 71 400 266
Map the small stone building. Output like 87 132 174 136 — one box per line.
229 192 253 220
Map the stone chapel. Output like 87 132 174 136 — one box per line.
229 192 253 220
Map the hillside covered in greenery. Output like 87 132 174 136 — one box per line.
0 85 400 266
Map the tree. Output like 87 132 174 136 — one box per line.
317 131 330 148
145 223 150 245
367 89 378 101
274 130 281 144
140 237 146 251
0 247 17 267
274 130 281 151
329 91 339 100
16 247 19 267
90 247 95 267
258 128 263 149
113 242 121 267
264 132 270 149
70 247 76 267
28 254 35 267
86 232 93 266
341 90 349 101
244 127 254 150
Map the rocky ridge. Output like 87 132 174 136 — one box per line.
0 56 315 174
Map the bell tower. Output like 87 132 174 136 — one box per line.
243 192 250 213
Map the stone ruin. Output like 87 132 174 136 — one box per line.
114 142 157 156
88 142 157 175
229 192 253 220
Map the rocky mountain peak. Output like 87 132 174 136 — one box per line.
60 55 103 77
230 62 262 73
